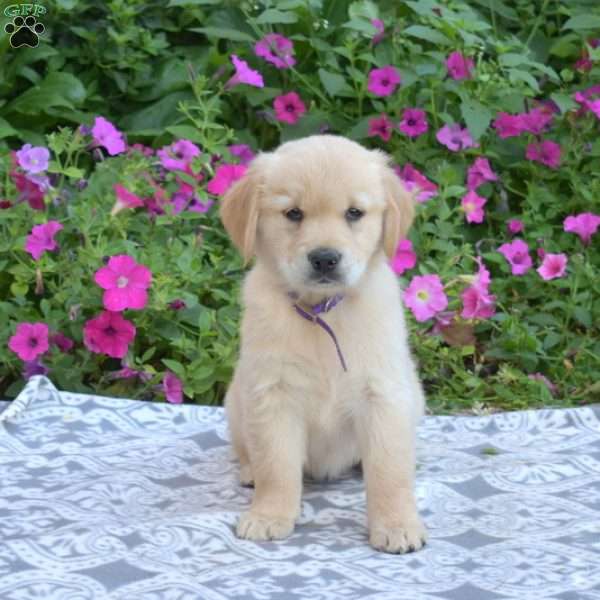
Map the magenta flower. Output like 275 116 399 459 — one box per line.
404 274 448 322
390 239 417 275
574 85 600 118
91 116 126 156
207 163 247 196
163 371 184 404
398 108 428 138
498 239 532 275
367 65 401 97
274 92 307 125
25 221 63 261
50 332 74 352
461 191 487 224
83 311 136 359
16 144 50 174
436 124 476 151
492 112 526 138
227 55 264 88
446 51 475 80
395 164 438 202
157 139 201 172
563 212 600 245
467 157 497 190
254 33 295 69
507 219 524 235
371 18 385 45
368 114 394 141
461 257 496 320
8 322 49 361
228 144 255 165
521 107 554 135
537 253 568 280
94 255 152 312
112 184 144 216
526 140 561 169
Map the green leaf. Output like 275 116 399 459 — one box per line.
255 9 298 24
10 72 86 114
161 359 186 377
349 0 379 20
63 167 84 179
0 117 18 139
550 92 578 114
141 347 157 362
168 0 221 5
165 125 204 144
191 27 254 42
403 25 451 46
318 68 351 96
573 307 592 328
120 91 194 132
562 14 600 31
460 98 493 140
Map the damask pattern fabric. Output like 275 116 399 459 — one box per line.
1 375 599 600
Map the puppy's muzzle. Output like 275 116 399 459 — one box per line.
308 247 341 279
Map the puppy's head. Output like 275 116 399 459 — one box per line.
220 135 414 295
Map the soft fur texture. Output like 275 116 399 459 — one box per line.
220 135 427 553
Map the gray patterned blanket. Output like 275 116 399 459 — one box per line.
1 375 599 600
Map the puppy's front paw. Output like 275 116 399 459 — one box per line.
369 516 427 554
236 511 295 541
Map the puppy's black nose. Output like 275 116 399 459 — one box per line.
308 247 341 274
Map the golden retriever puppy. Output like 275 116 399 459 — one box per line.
220 135 427 554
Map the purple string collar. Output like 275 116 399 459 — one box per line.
287 291 348 372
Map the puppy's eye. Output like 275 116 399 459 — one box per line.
285 208 304 222
345 207 364 221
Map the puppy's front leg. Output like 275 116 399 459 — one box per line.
237 389 304 542
356 396 427 554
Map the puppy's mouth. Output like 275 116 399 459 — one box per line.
311 275 341 285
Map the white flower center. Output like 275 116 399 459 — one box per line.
117 276 129 288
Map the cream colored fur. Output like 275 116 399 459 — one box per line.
220 135 427 553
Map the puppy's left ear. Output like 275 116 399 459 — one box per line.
219 155 268 266
380 161 415 259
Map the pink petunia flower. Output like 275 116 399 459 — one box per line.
25 221 63 261
526 140 561 169
157 139 201 172
371 18 385 45
228 144 255 165
112 184 145 216
8 322 49 361
404 274 448 322
446 51 475 80
368 114 394 141
574 84 600 119
461 191 487 224
467 157 497 190
395 164 438 202
207 163 247 196
227 55 264 88
254 33 295 69
94 255 152 312
461 257 496 320
563 213 600 245
575 39 600 72
436 124 476 151
83 311 136 359
398 108 428 138
498 239 532 275
367 65 401 97
507 219 524 235
163 371 184 404
521 107 554 135
492 112 526 138
390 239 417 275
10 169 45 210
537 253 568 280
16 144 50 174
274 92 307 125
91 116 126 156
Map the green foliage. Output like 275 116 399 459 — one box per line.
0 0 599 411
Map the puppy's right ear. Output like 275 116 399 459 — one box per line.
219 155 267 266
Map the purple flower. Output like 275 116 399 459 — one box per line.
163 371 183 404
507 219 524 235
91 116 126 156
25 221 63 261
526 140 561 169
467 157 497 190
367 65 401 97
226 55 264 88
498 239 532 276
371 19 385 45
436 124 477 151
16 144 50 174
398 108 428 138
254 34 295 69
446 51 475 80
368 114 394 141
228 144 255 165
157 139 201 172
